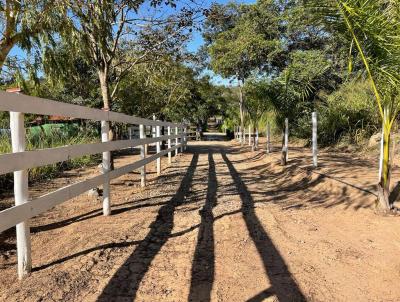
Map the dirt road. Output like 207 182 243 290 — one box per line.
1 140 400 301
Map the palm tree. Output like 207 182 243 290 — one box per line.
244 80 274 151
309 0 400 211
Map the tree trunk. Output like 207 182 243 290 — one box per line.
238 81 245 146
98 67 115 170
0 41 14 74
252 125 257 151
377 108 392 212
99 69 111 110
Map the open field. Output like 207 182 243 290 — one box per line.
1 140 400 302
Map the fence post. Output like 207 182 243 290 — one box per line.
152 115 156 150
101 120 111 216
266 122 271 153
281 118 289 165
312 112 318 167
248 124 251 146
156 125 161 176
144 126 148 156
140 124 146 187
175 126 179 157
10 111 32 279
236 126 238 141
167 126 172 164
256 128 259 149
183 126 187 151
180 126 184 152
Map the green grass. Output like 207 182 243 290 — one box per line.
0 123 100 194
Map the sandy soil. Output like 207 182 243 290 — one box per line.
1 140 400 302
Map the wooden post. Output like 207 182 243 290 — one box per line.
183 126 187 151
101 120 111 216
10 111 32 279
175 126 179 157
256 128 259 149
144 126 148 156
248 124 251 146
236 126 238 141
266 122 271 153
152 115 156 150
281 118 289 165
180 126 184 153
128 126 136 153
140 124 146 187
167 126 172 164
312 112 318 167
156 125 161 176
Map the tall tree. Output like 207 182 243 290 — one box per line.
205 0 282 145
244 79 273 151
56 0 193 113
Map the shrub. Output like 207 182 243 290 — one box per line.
317 80 379 146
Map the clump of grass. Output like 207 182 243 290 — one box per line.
0 123 101 194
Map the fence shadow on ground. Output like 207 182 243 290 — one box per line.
188 152 217 301
221 151 306 302
96 153 199 301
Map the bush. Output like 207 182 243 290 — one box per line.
317 80 379 146
281 80 379 146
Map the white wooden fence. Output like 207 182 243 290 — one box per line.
0 91 187 279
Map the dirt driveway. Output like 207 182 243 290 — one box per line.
1 140 400 301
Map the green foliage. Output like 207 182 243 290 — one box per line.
0 124 99 193
207 0 282 81
244 79 274 127
314 80 379 145
268 49 333 132
0 0 65 72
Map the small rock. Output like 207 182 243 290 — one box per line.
88 188 102 198
368 132 381 148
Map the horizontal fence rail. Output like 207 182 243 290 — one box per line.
0 144 181 233
0 91 177 127
0 134 181 175
0 91 188 279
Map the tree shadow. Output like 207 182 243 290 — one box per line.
96 153 199 301
221 151 306 302
188 152 217 301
